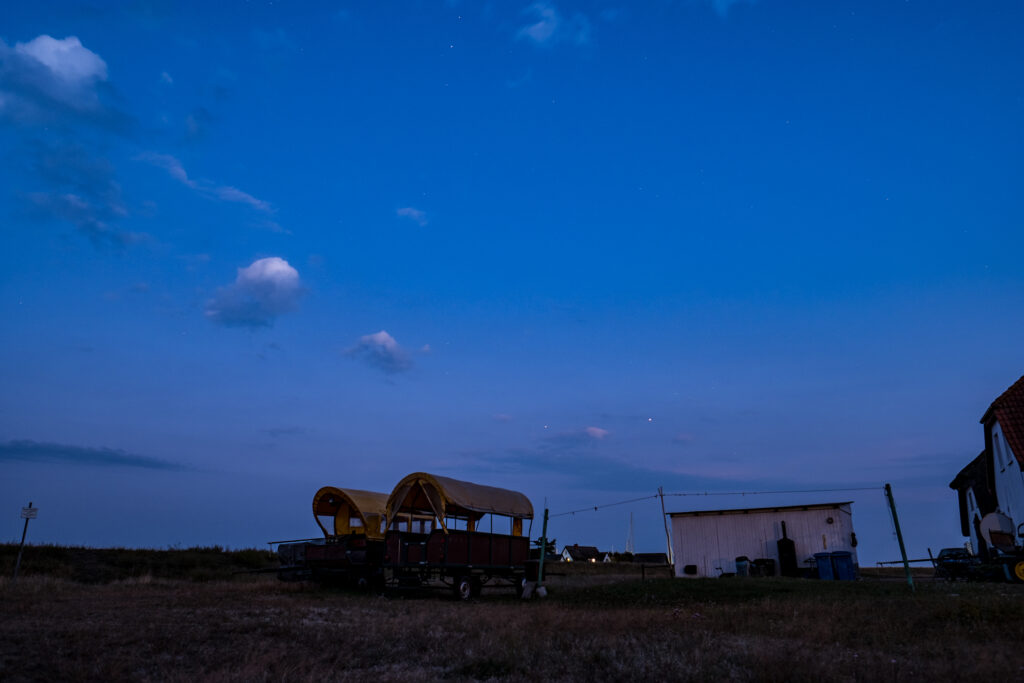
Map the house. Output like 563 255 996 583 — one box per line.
950 374 1024 553
668 502 858 578
949 452 998 555
561 544 602 562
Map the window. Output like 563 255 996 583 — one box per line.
994 432 1006 469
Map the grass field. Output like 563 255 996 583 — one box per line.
2 544 1022 681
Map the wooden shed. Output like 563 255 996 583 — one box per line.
668 502 858 578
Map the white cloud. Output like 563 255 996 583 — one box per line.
396 207 427 226
215 185 271 212
139 152 192 185
205 257 304 328
160 71 173 85
0 35 116 121
518 3 560 43
347 330 413 374
16 36 107 85
137 152 274 214
585 426 610 440
517 3 591 46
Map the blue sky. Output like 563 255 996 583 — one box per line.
1 1 1022 565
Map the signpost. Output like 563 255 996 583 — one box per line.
13 502 37 585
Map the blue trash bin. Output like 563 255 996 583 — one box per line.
814 552 834 580
831 551 856 581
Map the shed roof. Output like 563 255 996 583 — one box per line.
668 501 853 517
981 374 1024 467
386 472 533 531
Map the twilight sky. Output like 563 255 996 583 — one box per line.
1 1 1022 565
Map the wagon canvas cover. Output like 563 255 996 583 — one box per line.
386 472 533 532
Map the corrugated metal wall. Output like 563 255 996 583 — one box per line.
670 505 857 577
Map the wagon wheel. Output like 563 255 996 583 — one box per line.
454 576 474 601
1011 559 1024 584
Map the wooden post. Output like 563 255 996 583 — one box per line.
12 502 34 585
658 487 674 571
537 507 549 586
884 483 914 592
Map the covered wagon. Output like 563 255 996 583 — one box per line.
277 486 389 587
384 472 535 599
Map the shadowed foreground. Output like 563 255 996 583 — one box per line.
2 567 1022 682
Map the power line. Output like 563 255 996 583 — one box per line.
551 494 658 518
549 485 883 518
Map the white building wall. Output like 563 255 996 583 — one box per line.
965 488 981 552
992 421 1024 536
670 505 857 578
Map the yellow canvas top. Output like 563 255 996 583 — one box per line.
312 486 389 539
386 472 533 532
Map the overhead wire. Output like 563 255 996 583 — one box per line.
550 485 884 517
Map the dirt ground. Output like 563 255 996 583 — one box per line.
2 568 1022 682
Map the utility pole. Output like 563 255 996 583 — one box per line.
884 483 914 592
537 507 549 587
13 502 37 585
658 487 674 569
625 512 635 555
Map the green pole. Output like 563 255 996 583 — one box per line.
884 483 914 592
12 502 33 585
537 507 549 586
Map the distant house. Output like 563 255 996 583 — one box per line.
950 374 1024 554
561 544 602 562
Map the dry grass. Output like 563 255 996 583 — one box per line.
1 550 1022 681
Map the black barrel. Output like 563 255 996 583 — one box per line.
777 521 799 577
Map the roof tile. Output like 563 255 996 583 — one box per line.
987 374 1024 467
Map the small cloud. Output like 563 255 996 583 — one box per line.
160 70 173 84
0 35 130 132
137 151 274 214
493 414 514 423
517 3 591 46
585 426 610 440
214 185 271 211
518 3 559 43
21 139 143 246
0 439 185 470
16 35 107 84
420 344 432 353
205 256 304 328
8 35 107 110
137 151 191 185
397 207 427 226
27 191 143 246
673 432 695 444
346 330 412 374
